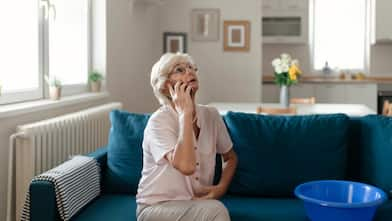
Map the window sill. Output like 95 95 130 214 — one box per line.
0 92 110 119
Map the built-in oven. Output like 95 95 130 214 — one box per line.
377 91 392 114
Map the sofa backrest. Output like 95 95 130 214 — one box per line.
223 112 350 197
347 115 392 198
103 110 392 199
103 110 150 194
103 110 222 194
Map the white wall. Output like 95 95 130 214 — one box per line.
158 0 262 104
370 45 392 75
106 0 161 113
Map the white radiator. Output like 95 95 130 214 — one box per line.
7 102 122 221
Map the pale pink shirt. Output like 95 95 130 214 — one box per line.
136 104 233 205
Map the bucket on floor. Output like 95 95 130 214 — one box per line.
294 180 387 221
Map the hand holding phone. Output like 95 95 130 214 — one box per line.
168 81 193 115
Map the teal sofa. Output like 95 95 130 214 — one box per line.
28 110 392 221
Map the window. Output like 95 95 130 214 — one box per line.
312 0 369 72
0 1 42 103
0 0 91 105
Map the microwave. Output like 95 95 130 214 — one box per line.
262 12 308 44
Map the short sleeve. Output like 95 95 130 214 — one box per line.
212 108 233 154
144 114 178 164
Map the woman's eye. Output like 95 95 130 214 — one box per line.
175 67 185 73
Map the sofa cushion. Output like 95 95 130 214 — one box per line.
221 195 307 221
72 195 137 221
104 110 150 194
347 115 392 197
224 112 349 197
374 200 392 221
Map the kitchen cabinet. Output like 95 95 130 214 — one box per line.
263 0 307 11
262 0 280 10
291 84 316 98
262 84 279 102
262 83 378 111
285 0 308 10
345 84 377 111
371 0 392 43
315 84 346 103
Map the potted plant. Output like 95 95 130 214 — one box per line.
89 71 104 92
45 75 62 100
272 53 302 108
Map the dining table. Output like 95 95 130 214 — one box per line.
208 102 377 117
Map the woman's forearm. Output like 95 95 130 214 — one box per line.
218 150 238 191
171 113 196 175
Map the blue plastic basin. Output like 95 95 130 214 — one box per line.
295 180 387 221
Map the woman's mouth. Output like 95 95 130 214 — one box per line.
188 79 197 84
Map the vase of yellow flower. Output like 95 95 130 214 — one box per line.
272 53 302 108
280 85 289 108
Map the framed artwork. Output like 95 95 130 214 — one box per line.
191 9 220 41
163 32 187 53
223 20 250 52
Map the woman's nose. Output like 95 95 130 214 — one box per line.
184 68 195 75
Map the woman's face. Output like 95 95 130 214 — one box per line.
166 62 199 97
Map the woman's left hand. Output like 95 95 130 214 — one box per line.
193 185 227 200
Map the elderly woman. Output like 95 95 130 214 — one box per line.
136 53 238 221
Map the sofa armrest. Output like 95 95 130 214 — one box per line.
87 146 108 170
30 180 59 221
29 146 108 221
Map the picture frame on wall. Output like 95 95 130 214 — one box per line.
223 20 250 52
191 9 220 41
163 32 187 53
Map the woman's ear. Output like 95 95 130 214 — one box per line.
160 80 172 97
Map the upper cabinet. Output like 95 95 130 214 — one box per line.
262 0 309 44
262 0 280 10
263 0 307 11
134 0 165 6
371 0 392 44
284 0 308 10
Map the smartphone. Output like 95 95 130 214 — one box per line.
163 80 193 100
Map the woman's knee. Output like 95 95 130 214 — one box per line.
202 200 230 221
214 208 230 221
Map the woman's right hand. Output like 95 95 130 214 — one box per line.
168 81 194 116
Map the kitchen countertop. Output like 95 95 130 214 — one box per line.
262 75 392 84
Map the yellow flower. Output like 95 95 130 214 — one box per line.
289 64 302 81
289 71 297 81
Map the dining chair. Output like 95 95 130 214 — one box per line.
256 106 297 115
383 100 392 116
290 97 316 104
382 100 390 116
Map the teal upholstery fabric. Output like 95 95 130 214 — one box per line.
87 147 108 168
104 110 150 194
347 115 392 196
221 195 308 221
224 112 349 197
30 180 60 221
375 200 392 221
70 195 392 221
72 195 137 221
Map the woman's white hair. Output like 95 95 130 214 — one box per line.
150 52 196 105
